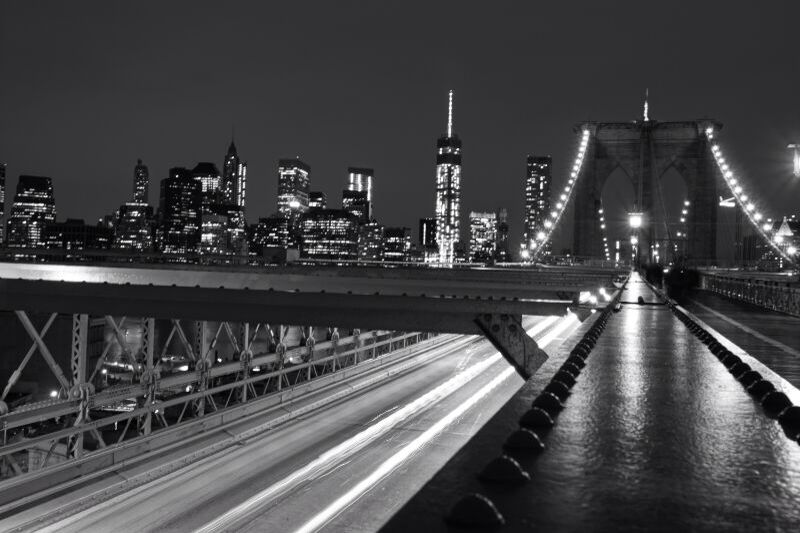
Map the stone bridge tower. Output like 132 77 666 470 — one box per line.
573 117 721 263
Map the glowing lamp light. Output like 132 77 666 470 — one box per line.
680 217 686 223
684 200 690 206
520 249 531 259
775 235 784 244
746 203 755 211
551 211 558 218
788 246 798 255
556 202 563 209
289 199 301 209
754 213 763 221
536 231 546 241
630 236 639 245
544 220 553 228
629 213 643 229
734 186 743 194
560 194 567 201
50 390 58 398
763 223 773 231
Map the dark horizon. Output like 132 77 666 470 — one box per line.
2 1 799 253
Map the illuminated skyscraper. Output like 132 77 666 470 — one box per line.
419 217 436 247
278 158 311 221
223 141 247 211
114 202 155 252
6 175 57 248
347 167 374 219
468 211 497 263
434 90 462 263
495 208 510 262
309 191 327 209
192 162 222 204
299 209 359 261
0 163 5 244
157 167 202 256
342 189 370 224
133 159 149 203
524 155 552 254
383 227 412 262
358 221 384 262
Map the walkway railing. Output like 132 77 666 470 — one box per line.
699 272 800 317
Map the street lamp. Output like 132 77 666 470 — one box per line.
788 143 800 178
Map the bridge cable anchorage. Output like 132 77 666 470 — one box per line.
532 128 591 261
706 127 797 265
473 314 548 380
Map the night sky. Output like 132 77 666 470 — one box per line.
2 1 799 253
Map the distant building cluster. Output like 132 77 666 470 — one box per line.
0 90 559 266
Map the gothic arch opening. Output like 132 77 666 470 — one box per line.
600 165 637 263
654 166 689 264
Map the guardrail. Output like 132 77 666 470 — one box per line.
699 272 800 317
0 329 434 482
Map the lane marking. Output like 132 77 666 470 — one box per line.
292 314 578 533
689 299 800 358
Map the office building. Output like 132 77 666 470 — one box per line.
278 158 311 223
44 219 112 250
342 189 370 224
309 191 327 209
358 221 384 262
114 202 155 252
383 227 412 262
524 155 552 254
347 167 374 220
192 162 223 205
6 175 57 248
299 209 358 261
157 167 202 255
133 159 149 204
469 211 497 263
223 141 247 211
434 90 462 263
495 208 510 262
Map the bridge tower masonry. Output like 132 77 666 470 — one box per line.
574 118 721 263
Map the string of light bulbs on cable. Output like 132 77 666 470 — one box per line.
532 128 591 260
706 127 796 263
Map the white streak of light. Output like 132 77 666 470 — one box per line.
535 312 580 353
293 312 580 533
294 366 518 533
194 352 503 533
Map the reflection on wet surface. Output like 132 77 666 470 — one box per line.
386 273 800 532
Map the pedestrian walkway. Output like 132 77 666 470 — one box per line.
385 273 800 532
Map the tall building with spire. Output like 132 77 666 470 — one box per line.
222 140 247 211
434 90 462 263
133 159 149 203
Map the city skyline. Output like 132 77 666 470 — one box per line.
3 2 800 254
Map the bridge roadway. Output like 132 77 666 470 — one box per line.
386 273 800 532
0 315 581 532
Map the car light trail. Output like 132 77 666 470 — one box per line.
194 350 505 533
194 315 575 533
292 313 579 533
